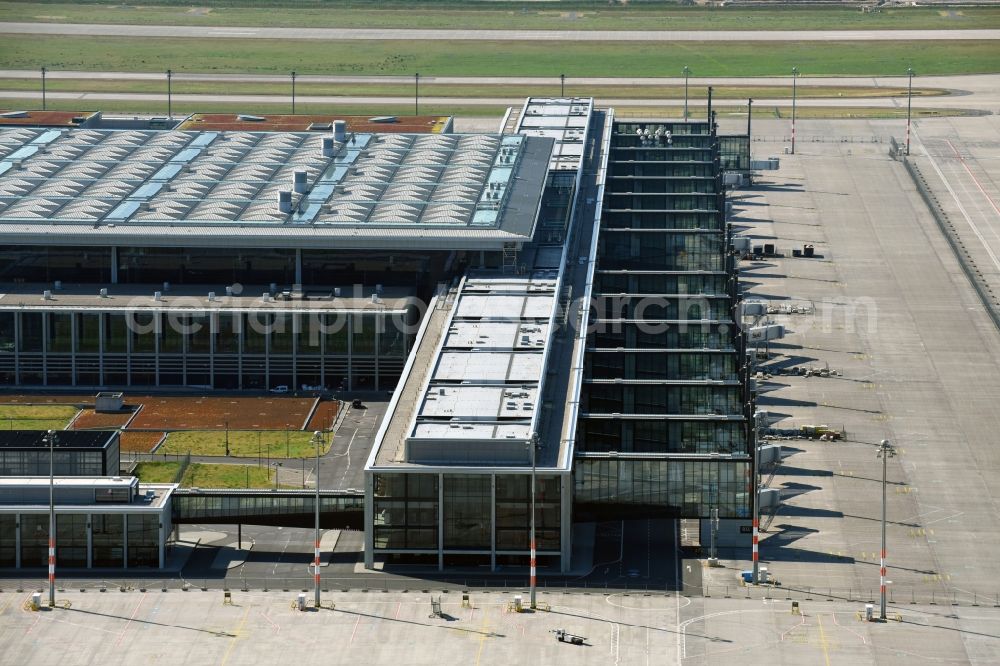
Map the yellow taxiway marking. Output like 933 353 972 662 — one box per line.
817 613 832 666
219 603 252 666
473 606 492 666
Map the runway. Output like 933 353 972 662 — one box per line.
1 21 997 42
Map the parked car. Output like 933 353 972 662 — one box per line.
269 385 289 394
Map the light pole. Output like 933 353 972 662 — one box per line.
224 420 230 457
905 67 914 156
747 98 753 146
312 430 323 608
528 432 538 610
751 411 764 584
41 66 46 111
291 70 296 115
683 66 690 121
791 66 798 155
560 73 565 97
414 72 420 116
47 429 56 607
877 439 895 620
166 69 172 119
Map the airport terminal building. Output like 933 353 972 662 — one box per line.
0 100 752 572
365 100 752 572
0 119 550 391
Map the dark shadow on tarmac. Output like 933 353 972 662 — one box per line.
772 466 834 477
333 607 503 637
62 605 236 637
773 505 844 519
548 608 729 643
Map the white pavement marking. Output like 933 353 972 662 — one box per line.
917 128 1000 276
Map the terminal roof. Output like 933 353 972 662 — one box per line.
516 97 592 172
0 430 118 449
177 113 452 134
0 476 175 509
0 127 553 250
369 270 564 469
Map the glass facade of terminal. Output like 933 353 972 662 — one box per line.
0 246 450 289
576 120 751 520
0 310 411 391
0 447 114 477
372 472 562 568
1 511 164 569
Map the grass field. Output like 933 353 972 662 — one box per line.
0 98 509 117
2 35 996 77
120 431 165 453
0 78 949 100
128 395 316 430
70 408 133 430
181 463 280 489
133 461 181 484
159 430 331 459
0 404 78 430
134 460 286 488
2 2 998 31
1 98 978 121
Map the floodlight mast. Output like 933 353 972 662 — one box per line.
312 430 323 608
878 439 896 620
791 67 799 155
905 68 914 156
683 66 690 121
47 429 56 607
529 432 538 610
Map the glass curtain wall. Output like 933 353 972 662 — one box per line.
19 514 48 567
91 514 124 567
576 119 748 519
372 474 438 551
574 459 750 519
0 514 15 567
56 513 88 568
126 514 159 567
5 310 410 391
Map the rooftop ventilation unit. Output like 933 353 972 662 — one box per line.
99 288 108 298
278 190 293 214
42 290 52 300
333 120 347 143
293 170 308 194
154 291 162 302
322 136 336 158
